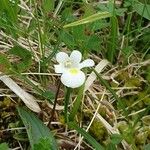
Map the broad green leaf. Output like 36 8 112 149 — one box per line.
9 46 32 72
42 91 55 101
61 7 75 22
42 0 54 12
0 54 11 73
71 25 86 41
144 144 150 150
17 107 58 150
133 2 150 20
33 137 54 150
97 2 127 16
68 122 104 150
86 35 101 51
110 134 123 145
63 11 111 28
59 31 76 48
0 143 9 150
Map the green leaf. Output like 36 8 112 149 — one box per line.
0 143 9 150
68 122 104 150
42 91 55 101
144 144 150 150
0 0 18 38
17 107 58 150
0 54 11 73
110 134 123 145
86 35 101 51
59 31 76 48
0 0 18 23
133 1 150 20
71 25 86 41
9 46 32 72
61 7 75 22
106 143 116 150
63 11 111 28
42 0 54 12
33 137 54 150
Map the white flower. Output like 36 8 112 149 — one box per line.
54 50 94 88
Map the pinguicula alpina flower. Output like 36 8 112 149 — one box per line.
54 50 94 88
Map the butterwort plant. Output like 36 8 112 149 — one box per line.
54 50 94 88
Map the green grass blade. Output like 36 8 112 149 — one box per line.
69 85 84 121
64 87 72 123
63 11 111 28
92 69 127 115
1 0 18 23
107 16 118 63
68 122 104 150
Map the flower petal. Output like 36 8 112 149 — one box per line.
54 64 65 73
70 50 82 64
60 70 85 88
56 52 69 63
79 59 95 69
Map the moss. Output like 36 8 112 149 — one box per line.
135 131 148 145
117 121 128 133
1 111 11 119
89 118 107 142
142 115 150 126
125 97 135 107
137 91 150 105
143 97 150 105
59 115 65 125
117 70 129 81
117 121 135 144
137 101 144 109
125 77 141 87
3 97 12 107
98 106 107 118
110 81 118 88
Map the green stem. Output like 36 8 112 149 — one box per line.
64 87 72 123
69 85 84 121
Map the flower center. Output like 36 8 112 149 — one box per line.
69 68 79 75
64 60 72 68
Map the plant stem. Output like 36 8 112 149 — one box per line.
48 79 61 127
64 87 72 123
69 85 84 121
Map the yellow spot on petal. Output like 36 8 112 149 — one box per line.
69 68 79 75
